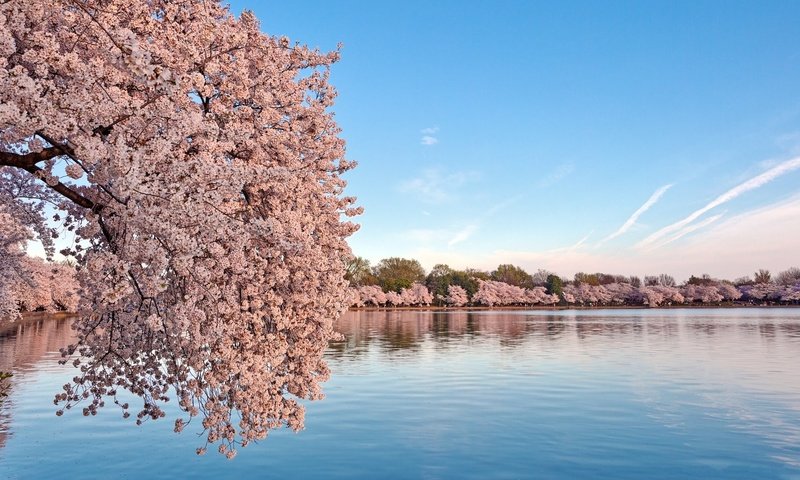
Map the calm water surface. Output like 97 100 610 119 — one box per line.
1 309 799 479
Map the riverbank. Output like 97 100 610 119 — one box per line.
0 312 74 336
349 303 799 312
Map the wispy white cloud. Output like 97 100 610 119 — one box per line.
443 195 525 249
448 224 478 247
570 231 593 250
398 168 479 204
602 184 672 243
637 156 800 249
650 213 723 249
545 231 594 254
420 126 439 146
537 163 575 187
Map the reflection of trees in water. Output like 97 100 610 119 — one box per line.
329 310 800 360
330 311 646 357
644 320 679 338
759 323 776 338
779 323 800 338
0 314 77 451
575 320 645 340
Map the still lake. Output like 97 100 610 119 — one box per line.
1 308 799 479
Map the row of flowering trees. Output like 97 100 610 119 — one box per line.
347 258 800 308
0 256 79 320
0 257 80 318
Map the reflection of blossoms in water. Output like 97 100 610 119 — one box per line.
0 315 78 450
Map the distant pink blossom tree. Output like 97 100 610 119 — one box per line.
523 286 559 305
10 257 79 313
638 285 684 307
564 283 612 305
0 205 32 318
716 283 742 302
400 282 433 306
604 283 643 305
680 284 724 304
355 285 387 307
782 284 800 302
1 0 360 458
445 284 468 307
384 291 403 306
472 279 553 306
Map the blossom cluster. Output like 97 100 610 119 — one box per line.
350 283 433 307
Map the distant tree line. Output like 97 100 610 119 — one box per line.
346 257 800 308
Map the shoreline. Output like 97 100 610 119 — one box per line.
0 311 74 336
349 303 800 312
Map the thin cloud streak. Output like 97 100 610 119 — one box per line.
398 168 479 204
445 195 525 248
651 213 724 249
537 163 575 188
603 184 672 242
569 231 593 251
448 224 478 247
637 156 800 249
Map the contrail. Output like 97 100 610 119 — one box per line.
637 156 800 249
603 184 672 242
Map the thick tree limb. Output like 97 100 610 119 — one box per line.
0 147 66 168
20 164 98 211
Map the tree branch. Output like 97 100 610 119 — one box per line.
0 147 66 168
21 164 97 211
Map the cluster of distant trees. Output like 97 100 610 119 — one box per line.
0 257 79 320
346 257 800 308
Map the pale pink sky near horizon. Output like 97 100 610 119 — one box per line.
391 193 800 283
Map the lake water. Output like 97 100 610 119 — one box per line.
1 309 799 479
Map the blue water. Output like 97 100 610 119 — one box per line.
1 309 799 479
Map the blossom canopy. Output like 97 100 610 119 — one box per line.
0 0 360 457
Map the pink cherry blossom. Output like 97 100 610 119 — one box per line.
445 285 469 307
1 0 359 458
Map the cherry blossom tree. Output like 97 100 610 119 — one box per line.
0 208 29 318
9 257 80 313
563 283 612 305
399 282 433 306
444 284 468 307
715 283 742 302
782 284 800 303
525 286 559 305
740 282 781 302
353 285 387 307
1 0 360 458
472 279 547 306
638 285 684 307
680 284 724 304
384 290 402 306
604 282 643 305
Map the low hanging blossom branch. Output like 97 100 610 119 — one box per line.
1 0 360 458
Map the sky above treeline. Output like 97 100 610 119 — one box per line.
234 1 800 281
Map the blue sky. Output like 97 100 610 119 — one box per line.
231 1 800 281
